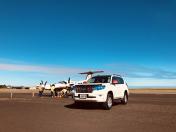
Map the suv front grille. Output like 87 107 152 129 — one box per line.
76 85 93 93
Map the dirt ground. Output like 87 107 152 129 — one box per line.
0 93 175 132
129 88 176 94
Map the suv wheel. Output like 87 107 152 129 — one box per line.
103 93 113 110
121 92 128 104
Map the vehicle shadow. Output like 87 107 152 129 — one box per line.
64 102 104 110
64 102 121 110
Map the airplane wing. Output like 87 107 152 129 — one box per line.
79 70 104 75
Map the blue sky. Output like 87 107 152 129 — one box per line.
0 0 176 87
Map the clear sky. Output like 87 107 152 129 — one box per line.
0 0 176 87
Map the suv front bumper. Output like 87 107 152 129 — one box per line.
74 92 107 102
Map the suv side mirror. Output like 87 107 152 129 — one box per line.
112 80 118 84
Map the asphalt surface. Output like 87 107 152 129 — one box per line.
0 93 176 132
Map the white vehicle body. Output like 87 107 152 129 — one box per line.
44 84 51 90
54 83 69 89
54 81 76 89
73 74 129 109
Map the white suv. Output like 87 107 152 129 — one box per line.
73 74 129 110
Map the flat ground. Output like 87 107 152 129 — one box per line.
130 88 176 94
0 90 176 132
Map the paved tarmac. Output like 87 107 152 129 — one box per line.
0 93 175 132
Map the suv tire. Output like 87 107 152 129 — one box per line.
121 92 128 104
103 93 113 110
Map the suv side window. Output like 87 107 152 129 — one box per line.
112 77 118 84
112 77 124 84
117 77 124 84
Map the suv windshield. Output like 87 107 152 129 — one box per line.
87 76 111 83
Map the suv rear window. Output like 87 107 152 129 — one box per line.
88 76 111 83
